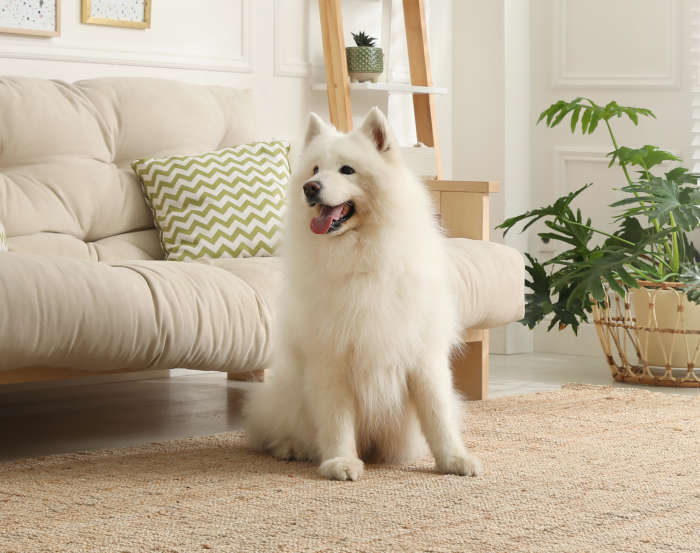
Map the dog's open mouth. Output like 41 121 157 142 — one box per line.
310 201 355 235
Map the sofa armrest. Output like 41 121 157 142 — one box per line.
425 180 498 241
425 179 499 400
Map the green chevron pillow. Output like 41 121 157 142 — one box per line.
132 141 290 261
0 221 7 252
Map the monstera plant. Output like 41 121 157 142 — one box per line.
498 98 700 360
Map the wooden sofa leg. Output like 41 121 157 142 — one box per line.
227 370 265 382
451 333 488 400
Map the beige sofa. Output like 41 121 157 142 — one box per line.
0 77 524 396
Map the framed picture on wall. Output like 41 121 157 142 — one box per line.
81 0 151 29
0 0 60 37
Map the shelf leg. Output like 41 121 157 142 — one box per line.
319 0 353 132
402 0 441 178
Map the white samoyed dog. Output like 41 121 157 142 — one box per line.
244 107 482 481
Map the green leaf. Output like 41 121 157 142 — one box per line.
581 108 592 133
497 184 593 236
625 108 638 125
520 254 554 329
544 101 565 126
606 217 652 247
547 273 594 333
536 99 654 134
351 31 377 47
587 108 602 134
556 247 639 304
612 177 700 231
666 167 700 185
570 106 581 133
607 145 681 172
538 231 580 247
680 262 700 304
551 104 574 127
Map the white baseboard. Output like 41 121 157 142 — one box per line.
534 319 601 356
490 322 534 354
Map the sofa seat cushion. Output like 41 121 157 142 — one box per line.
0 253 282 373
6 229 163 261
0 238 522 373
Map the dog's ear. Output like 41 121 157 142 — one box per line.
304 112 330 146
358 107 395 154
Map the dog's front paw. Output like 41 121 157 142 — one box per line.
319 457 364 481
437 451 482 477
270 440 296 461
269 439 311 462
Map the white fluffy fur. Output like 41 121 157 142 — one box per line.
244 108 481 481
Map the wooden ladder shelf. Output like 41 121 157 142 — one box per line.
318 0 442 177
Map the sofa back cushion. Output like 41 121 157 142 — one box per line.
0 77 256 260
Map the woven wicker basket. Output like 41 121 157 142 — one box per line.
592 281 700 387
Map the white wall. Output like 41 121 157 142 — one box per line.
0 0 452 170
502 0 533 354
451 0 694 355
452 1 504 185
1 1 307 141
451 0 532 354
530 0 693 355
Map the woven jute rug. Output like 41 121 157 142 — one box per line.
1 384 698 553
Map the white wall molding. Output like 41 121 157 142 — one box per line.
552 0 680 88
273 0 311 78
0 0 254 73
553 146 611 196
553 145 679 198
533 146 612 256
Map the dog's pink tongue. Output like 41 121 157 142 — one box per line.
310 204 345 234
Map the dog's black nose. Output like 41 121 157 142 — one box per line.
303 181 322 201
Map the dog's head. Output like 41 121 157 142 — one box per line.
297 107 399 237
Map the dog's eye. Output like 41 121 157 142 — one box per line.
339 165 355 175
312 166 319 175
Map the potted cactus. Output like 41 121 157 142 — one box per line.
346 31 383 83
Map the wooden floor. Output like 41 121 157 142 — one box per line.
0 371 252 461
0 354 695 462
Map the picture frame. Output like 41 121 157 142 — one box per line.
0 0 61 37
81 0 151 30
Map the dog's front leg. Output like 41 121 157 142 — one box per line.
408 360 482 477
309 383 364 481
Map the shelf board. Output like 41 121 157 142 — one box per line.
425 180 499 194
312 81 448 95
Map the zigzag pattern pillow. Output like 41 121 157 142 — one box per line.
132 141 290 261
